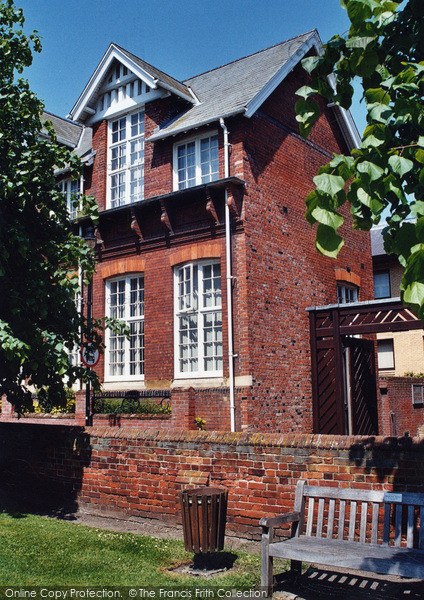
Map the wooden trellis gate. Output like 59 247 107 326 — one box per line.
308 299 424 435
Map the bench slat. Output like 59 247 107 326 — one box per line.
407 505 414 549
327 498 335 539
360 502 367 543
306 497 314 537
394 503 402 547
420 507 424 549
383 503 391 546
294 480 306 537
349 501 357 541
317 498 324 538
304 485 386 503
338 499 346 540
371 502 379 545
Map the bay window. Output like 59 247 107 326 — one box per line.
174 261 222 377
105 275 144 380
109 110 145 208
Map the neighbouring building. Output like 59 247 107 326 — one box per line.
371 224 424 437
371 224 424 376
44 31 374 432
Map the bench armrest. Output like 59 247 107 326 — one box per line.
260 511 300 530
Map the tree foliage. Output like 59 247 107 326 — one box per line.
0 0 100 412
296 0 424 317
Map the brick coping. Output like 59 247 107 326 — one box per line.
83 428 424 450
2 421 423 450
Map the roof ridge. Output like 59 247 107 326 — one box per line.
43 110 83 128
183 30 317 83
111 41 186 87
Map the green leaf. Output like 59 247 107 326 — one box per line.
346 0 380 23
403 281 424 310
295 98 320 138
356 161 385 181
301 55 322 74
313 173 345 196
296 85 316 99
311 206 344 229
346 36 377 49
362 124 387 148
357 187 384 213
368 103 393 123
388 155 414 177
415 149 424 165
410 202 424 219
315 224 344 258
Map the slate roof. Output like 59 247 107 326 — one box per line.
370 226 386 257
149 31 315 140
42 111 93 160
42 111 82 148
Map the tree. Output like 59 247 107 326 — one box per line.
0 0 100 412
295 0 424 317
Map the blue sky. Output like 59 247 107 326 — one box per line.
17 0 366 133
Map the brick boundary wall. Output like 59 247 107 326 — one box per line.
2 423 424 539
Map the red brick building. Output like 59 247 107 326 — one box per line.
53 31 373 433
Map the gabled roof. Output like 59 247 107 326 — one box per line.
148 30 360 150
68 43 197 123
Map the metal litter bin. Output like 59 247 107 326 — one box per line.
179 487 228 553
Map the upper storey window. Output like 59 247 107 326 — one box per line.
337 283 358 304
173 133 219 190
59 178 80 220
108 110 145 209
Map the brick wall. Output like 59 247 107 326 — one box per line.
380 376 424 437
236 63 374 432
2 423 424 539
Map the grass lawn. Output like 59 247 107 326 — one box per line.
0 512 263 588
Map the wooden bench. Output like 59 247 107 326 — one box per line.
260 480 424 595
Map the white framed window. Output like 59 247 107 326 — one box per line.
174 261 222 377
59 178 80 220
377 339 395 370
173 132 219 190
337 283 358 304
374 271 391 299
105 275 144 380
108 110 145 208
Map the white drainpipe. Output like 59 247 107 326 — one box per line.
220 118 236 432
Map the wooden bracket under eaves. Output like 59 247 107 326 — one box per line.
130 208 143 241
206 189 219 225
227 184 242 221
94 225 104 248
160 199 173 234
